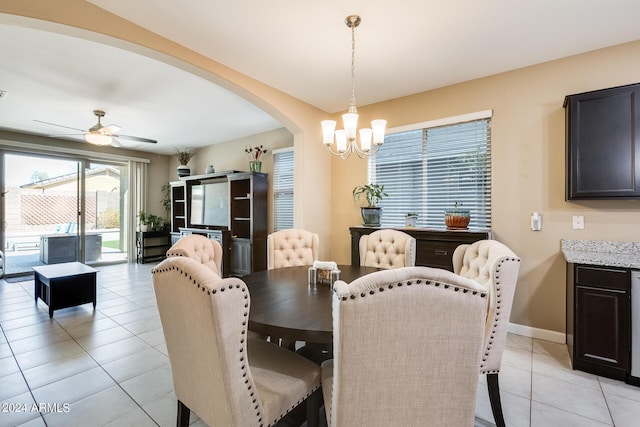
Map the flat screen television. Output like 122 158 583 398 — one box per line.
189 179 229 228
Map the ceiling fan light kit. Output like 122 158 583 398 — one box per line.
322 14 386 160
85 132 112 146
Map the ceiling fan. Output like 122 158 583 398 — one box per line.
34 110 157 147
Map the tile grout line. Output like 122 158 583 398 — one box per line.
0 312 49 426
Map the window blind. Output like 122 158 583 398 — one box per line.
273 149 294 231
368 116 491 229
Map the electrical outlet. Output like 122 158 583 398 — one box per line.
572 215 584 230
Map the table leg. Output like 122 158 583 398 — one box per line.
34 273 40 304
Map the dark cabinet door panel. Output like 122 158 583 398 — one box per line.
575 285 629 369
565 83 640 199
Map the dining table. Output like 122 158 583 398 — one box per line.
243 264 380 345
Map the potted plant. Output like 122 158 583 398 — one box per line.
352 183 388 226
244 145 268 172
138 211 164 231
405 212 418 227
138 210 149 232
176 149 196 177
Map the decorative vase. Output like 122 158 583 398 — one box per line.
206 165 215 174
360 207 381 227
177 165 190 178
249 161 262 173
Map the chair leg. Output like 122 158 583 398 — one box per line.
177 400 190 427
305 388 322 427
487 373 505 427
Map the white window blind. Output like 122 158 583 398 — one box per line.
273 148 294 231
368 115 491 229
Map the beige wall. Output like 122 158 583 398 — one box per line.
332 41 640 335
4 1 640 335
168 127 294 232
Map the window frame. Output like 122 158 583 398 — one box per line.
368 110 492 230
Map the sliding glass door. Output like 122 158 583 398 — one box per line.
1 152 128 277
83 161 128 264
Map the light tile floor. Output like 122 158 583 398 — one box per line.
1 262 640 426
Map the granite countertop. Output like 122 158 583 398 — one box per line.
561 239 640 269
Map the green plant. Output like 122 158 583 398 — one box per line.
406 212 418 218
138 211 164 230
138 210 148 226
352 183 388 208
161 182 171 219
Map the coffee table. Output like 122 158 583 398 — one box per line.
33 262 98 318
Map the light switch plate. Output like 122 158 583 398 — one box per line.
572 215 584 230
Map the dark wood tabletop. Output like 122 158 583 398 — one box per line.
243 265 379 344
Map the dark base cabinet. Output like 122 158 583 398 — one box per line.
349 227 491 271
567 264 630 381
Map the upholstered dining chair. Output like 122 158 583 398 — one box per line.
152 256 322 427
321 266 488 427
452 239 521 427
166 234 223 276
358 229 416 268
267 228 319 270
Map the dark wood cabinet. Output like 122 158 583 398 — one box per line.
349 227 491 271
564 83 640 200
567 264 630 380
169 171 267 277
136 231 171 264
228 173 267 276
170 181 186 233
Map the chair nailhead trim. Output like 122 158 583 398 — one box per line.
153 262 264 425
343 278 488 301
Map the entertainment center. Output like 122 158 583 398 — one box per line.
169 170 267 277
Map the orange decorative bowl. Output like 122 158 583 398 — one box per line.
444 208 470 230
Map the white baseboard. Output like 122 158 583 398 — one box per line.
508 322 566 344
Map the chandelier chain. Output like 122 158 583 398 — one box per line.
350 17 357 112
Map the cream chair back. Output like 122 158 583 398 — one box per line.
267 228 319 269
322 267 488 427
166 234 223 276
152 256 322 427
358 229 416 268
452 239 521 427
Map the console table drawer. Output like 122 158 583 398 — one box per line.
417 241 459 270
349 227 491 271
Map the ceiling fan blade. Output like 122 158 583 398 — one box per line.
116 134 157 144
110 138 122 148
101 124 121 134
34 119 86 132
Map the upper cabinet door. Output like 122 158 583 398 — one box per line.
565 84 640 200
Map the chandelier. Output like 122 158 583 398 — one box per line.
321 15 386 159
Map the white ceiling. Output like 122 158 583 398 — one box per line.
2 1 640 155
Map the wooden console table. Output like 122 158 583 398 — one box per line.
349 227 491 271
